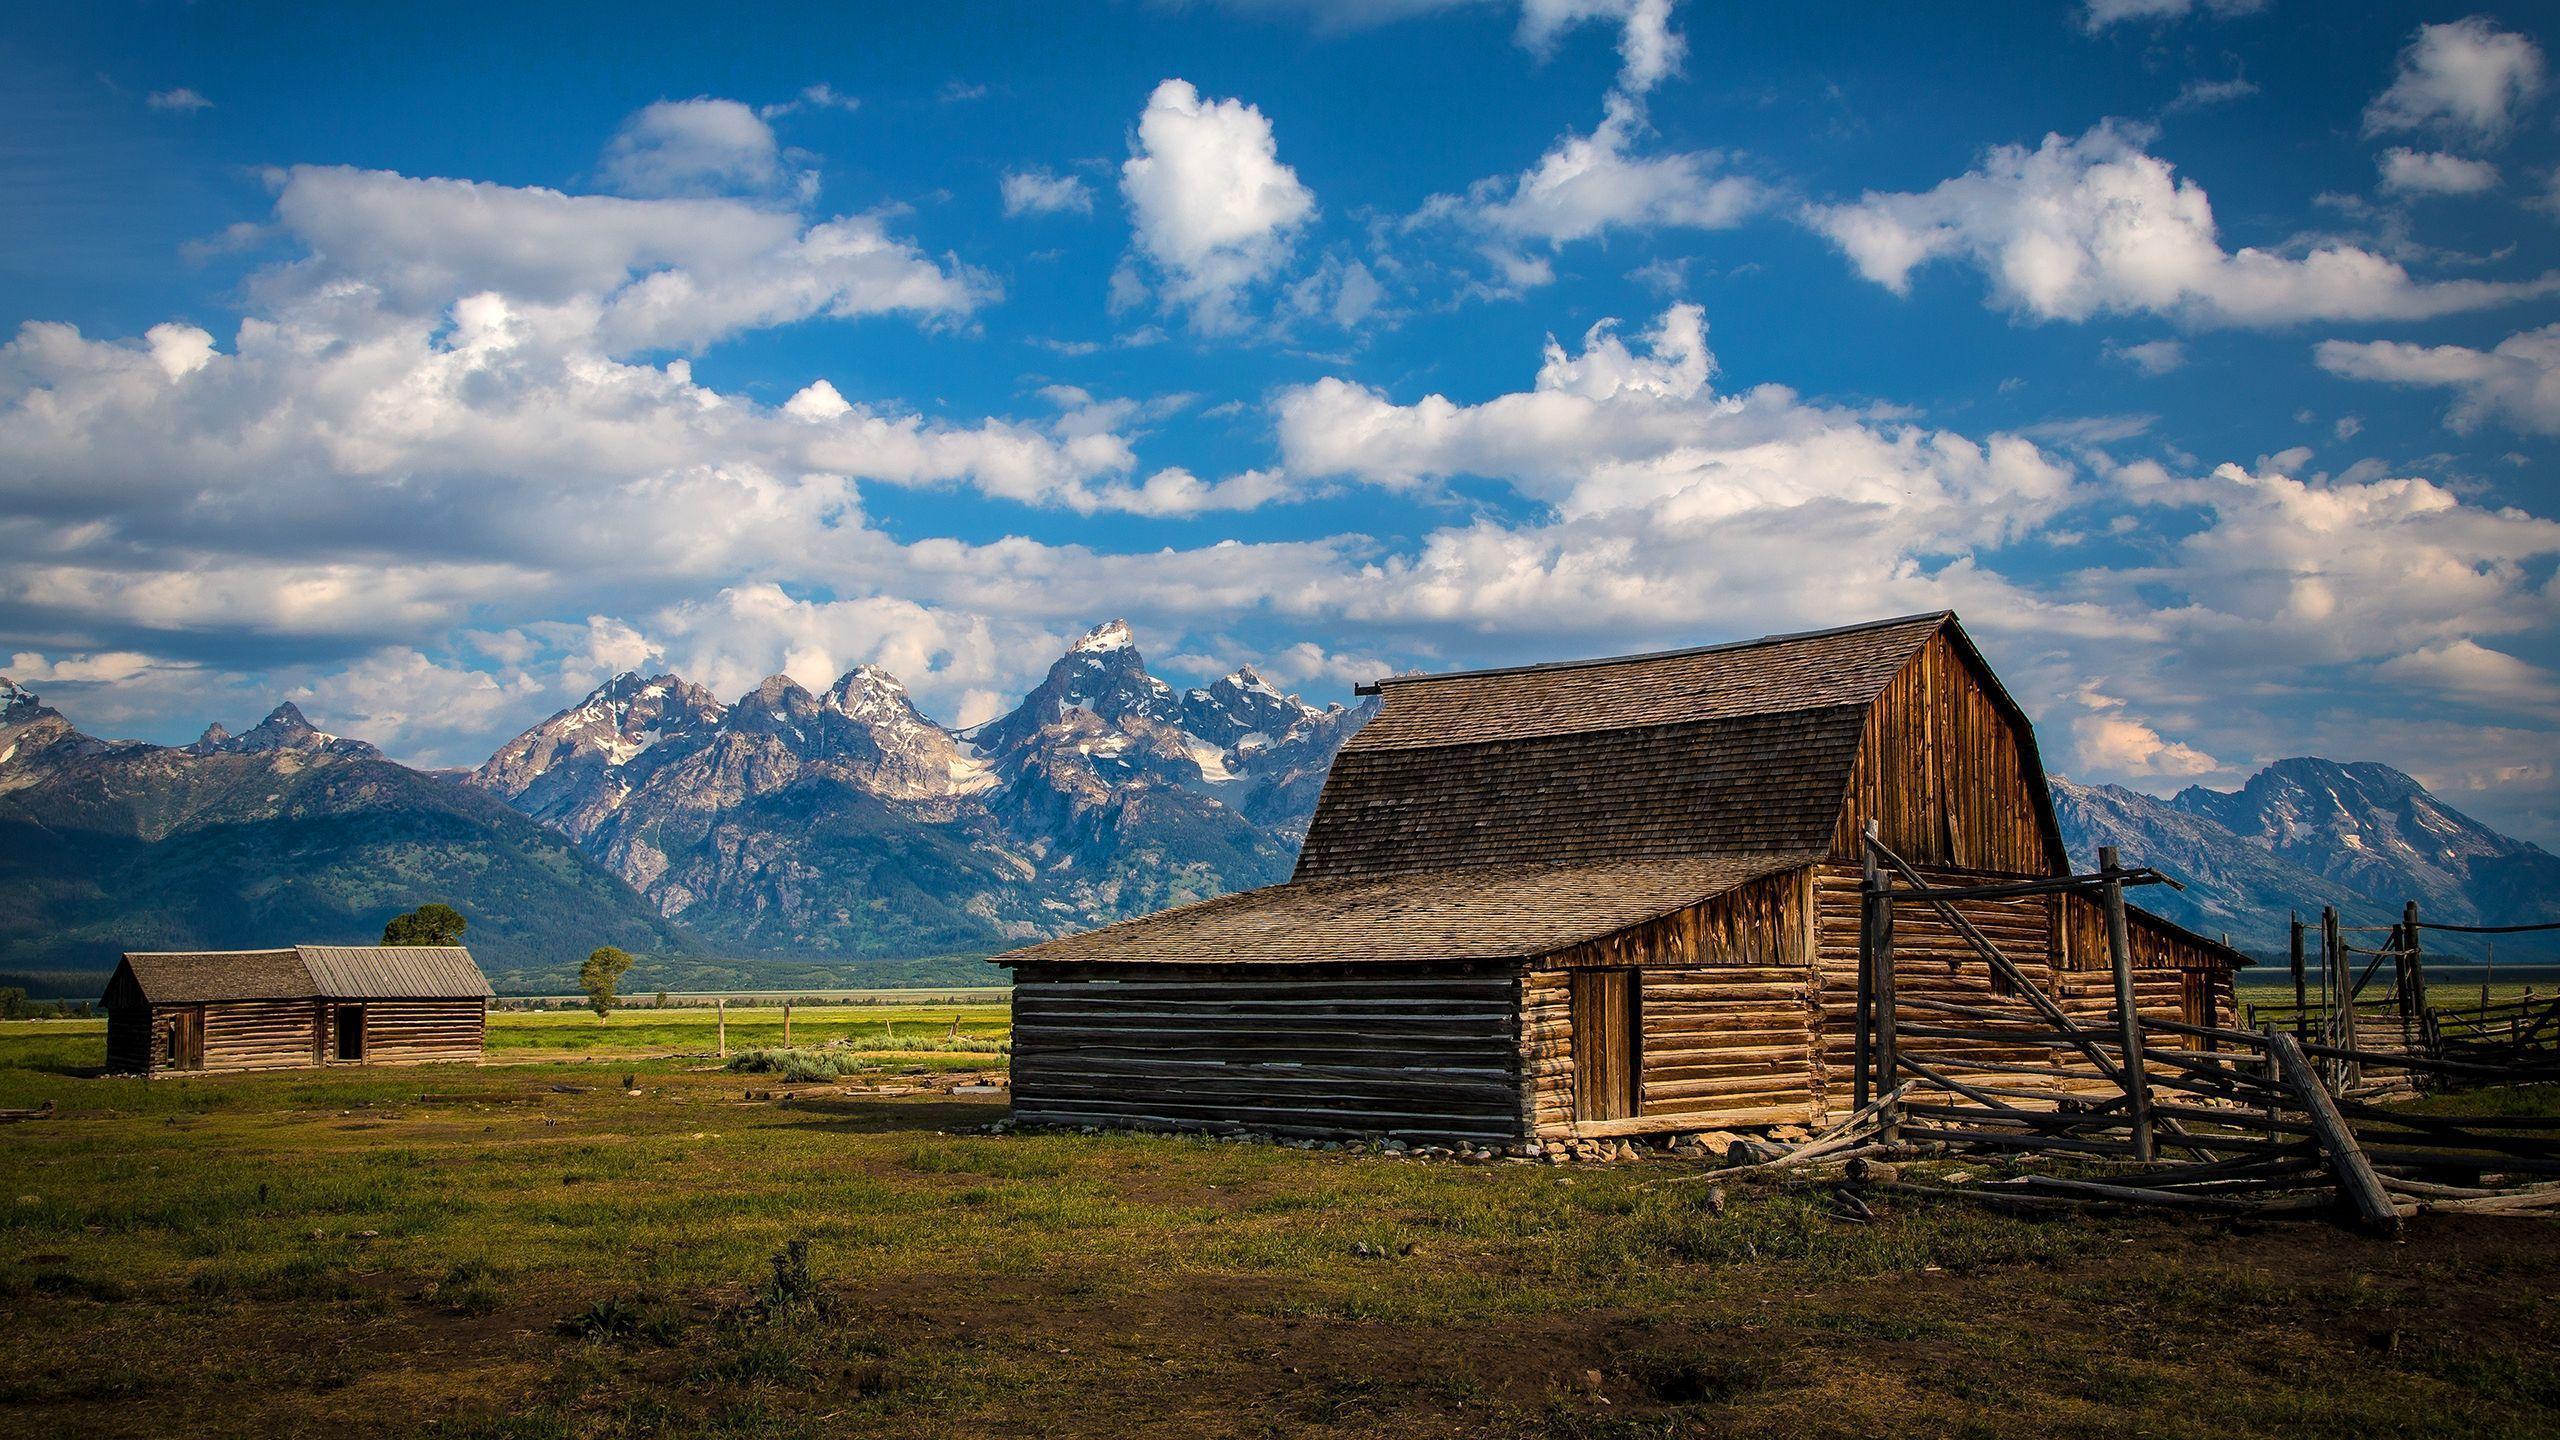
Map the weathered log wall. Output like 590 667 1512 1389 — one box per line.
1009 967 1526 1143
105 996 489 1076
199 998 324 1073
1528 967 1822 1134
1527 871 1823 1135
328 999 488 1067
1829 630 2059 876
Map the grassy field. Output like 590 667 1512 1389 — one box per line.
3 1012 2558 1440
478 1005 1011 1061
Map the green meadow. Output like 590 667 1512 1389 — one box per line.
2 1011 2556 1440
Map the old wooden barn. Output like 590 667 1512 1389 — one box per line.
993 612 2245 1145
103 945 492 1077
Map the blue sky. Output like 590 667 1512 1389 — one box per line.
4 0 2558 842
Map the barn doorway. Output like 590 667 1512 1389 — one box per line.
334 1005 366 1062
1570 970 1639 1121
168 1010 202 1071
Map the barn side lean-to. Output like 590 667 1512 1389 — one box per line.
992 612 2245 1144
103 945 492 1077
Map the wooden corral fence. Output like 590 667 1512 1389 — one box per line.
1822 826 2560 1236
2244 906 2560 1088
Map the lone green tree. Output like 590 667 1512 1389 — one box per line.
579 946 635 1018
382 903 467 946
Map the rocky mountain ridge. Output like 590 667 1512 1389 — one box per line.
465 620 1377 958
0 688 686 979
2055 758 2560 958
11 639 2554 985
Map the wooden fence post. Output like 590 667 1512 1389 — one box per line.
717 998 727 1058
783 1001 793 1048
2403 901 2428 1020
2288 912 2307 1027
1854 838 1880 1112
2098 845 2154 1164
1868 833 1899 1146
2326 908 2356 1086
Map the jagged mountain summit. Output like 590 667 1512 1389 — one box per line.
0 676 112 789
472 672 732 838
2055 759 2560 956
2050 779 2389 947
184 701 381 759
467 621 1378 958
0 680 685 978
2172 758 2560 931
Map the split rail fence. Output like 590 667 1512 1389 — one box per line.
1836 825 2560 1235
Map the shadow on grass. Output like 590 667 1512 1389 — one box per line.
774 1097 1006 1134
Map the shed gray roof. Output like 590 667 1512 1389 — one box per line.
110 945 491 1004
298 946 492 999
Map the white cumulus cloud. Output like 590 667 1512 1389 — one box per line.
2377 147 2501 197
1516 0 1683 96
1119 79 1317 333
600 97 799 199
2316 324 2560 436
260 164 987 354
1805 122 2558 326
1423 92 1764 258
2069 688 2219 778
1001 169 1094 218
2365 16 2545 144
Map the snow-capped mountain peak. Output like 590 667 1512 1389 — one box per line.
1072 618 1135 654
825 664 917 718
1181 665 1324 749
0 677 40 721
0 678 113 786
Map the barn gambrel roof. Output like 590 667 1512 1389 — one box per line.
998 612 2065 967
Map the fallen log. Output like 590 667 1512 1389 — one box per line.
1655 1082 1913 1185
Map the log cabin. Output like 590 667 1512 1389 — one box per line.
992 612 2245 1145
102 945 491 1077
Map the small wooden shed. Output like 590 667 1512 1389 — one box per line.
103 945 492 1077
992 612 2245 1144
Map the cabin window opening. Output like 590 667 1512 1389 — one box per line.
335 1006 365 1062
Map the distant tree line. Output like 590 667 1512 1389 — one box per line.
1 987 90 1020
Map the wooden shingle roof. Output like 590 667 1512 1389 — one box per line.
1295 613 1952 883
111 950 317 1004
992 854 1816 967
1347 612 1949 750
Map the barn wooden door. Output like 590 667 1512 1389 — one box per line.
1570 970 1639 1122
169 1009 203 1071
2181 970 2214 1028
